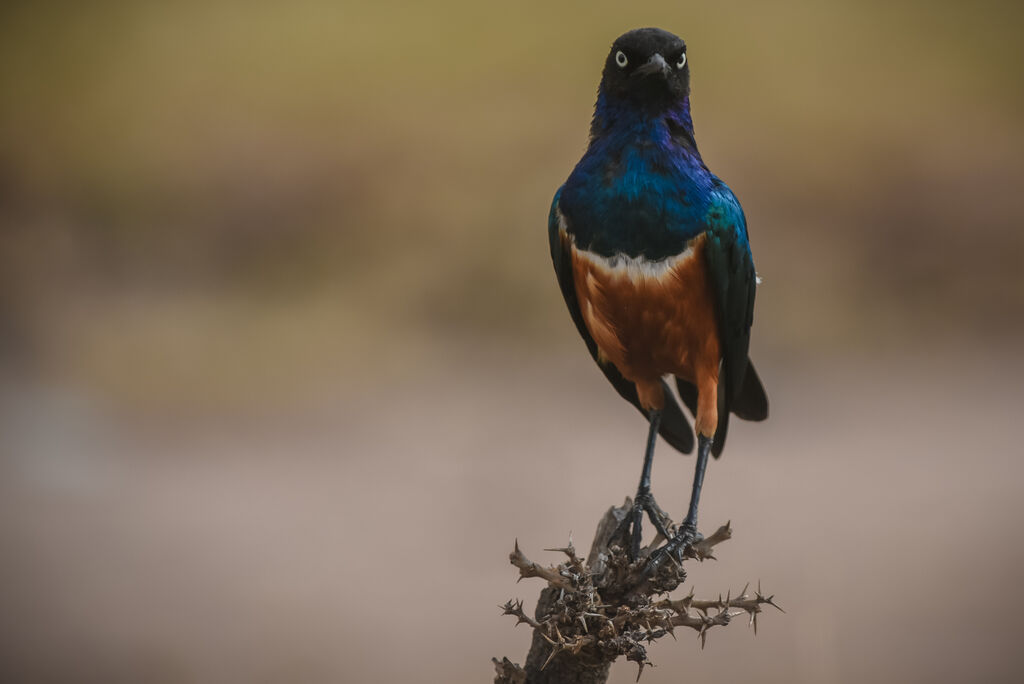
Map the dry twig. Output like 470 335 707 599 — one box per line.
494 501 780 683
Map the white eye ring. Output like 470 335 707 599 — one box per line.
676 53 687 69
615 50 628 68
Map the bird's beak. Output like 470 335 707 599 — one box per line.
633 53 670 78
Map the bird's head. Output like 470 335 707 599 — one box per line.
597 28 689 112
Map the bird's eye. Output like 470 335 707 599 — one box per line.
676 53 687 69
615 50 628 68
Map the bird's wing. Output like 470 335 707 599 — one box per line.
549 186 695 454
697 182 767 454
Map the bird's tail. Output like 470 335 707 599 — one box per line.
654 378 696 454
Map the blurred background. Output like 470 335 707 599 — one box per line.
1 1 1023 682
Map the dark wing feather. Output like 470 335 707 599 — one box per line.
700 183 768 456
549 188 695 454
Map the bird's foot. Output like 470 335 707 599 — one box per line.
644 521 704 577
614 490 674 560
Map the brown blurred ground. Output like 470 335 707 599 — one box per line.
1 1 1023 682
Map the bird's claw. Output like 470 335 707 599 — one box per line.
644 522 702 576
614 490 674 560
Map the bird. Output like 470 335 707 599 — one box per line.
548 28 768 565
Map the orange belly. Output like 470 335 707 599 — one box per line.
569 232 722 436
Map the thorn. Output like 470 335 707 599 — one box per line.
541 644 560 671
740 582 749 598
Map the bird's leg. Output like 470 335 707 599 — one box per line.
645 433 713 573
678 432 711 540
615 409 673 559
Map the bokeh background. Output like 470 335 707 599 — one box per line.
2 1 1023 682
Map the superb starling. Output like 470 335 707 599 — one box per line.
549 28 768 563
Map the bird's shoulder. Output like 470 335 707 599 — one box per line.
704 178 750 250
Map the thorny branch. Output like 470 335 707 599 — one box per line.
493 500 781 683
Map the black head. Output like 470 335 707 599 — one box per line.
599 28 689 109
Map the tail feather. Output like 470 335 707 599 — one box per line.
732 361 768 421
676 378 699 418
654 378 695 454
712 407 730 457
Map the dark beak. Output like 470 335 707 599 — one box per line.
632 53 670 78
